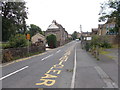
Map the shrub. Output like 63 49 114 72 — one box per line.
3 51 13 63
85 42 91 51
98 36 112 48
46 34 57 48
2 42 10 49
9 34 28 48
90 35 111 48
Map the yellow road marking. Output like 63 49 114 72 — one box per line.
50 67 54 70
53 64 64 68
46 69 61 74
36 79 56 86
59 60 64 65
41 74 57 78
35 48 72 86
2 61 15 67
38 88 43 90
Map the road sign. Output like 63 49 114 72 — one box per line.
26 34 30 40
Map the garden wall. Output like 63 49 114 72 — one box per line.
2 45 46 63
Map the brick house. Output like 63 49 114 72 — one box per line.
45 20 68 46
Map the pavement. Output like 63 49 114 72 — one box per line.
104 48 118 64
1 41 118 88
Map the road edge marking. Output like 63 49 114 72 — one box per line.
71 46 77 88
0 66 29 80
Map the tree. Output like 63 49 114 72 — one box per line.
9 34 28 48
46 34 57 48
28 24 43 37
1 1 28 41
99 0 120 33
72 31 77 40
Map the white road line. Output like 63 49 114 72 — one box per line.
94 66 118 88
71 47 77 88
56 50 61 54
0 66 29 80
41 54 53 61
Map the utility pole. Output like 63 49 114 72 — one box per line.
80 25 82 39
80 24 83 48
80 25 82 33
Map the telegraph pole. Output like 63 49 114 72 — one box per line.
80 24 83 48
80 25 82 33
80 25 82 39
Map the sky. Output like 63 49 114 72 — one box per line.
25 0 106 34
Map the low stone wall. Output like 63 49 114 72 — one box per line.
2 45 46 63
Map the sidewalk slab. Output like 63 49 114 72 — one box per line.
97 54 118 85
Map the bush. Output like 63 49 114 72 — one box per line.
3 51 13 63
2 42 10 49
46 34 57 48
9 34 28 48
90 35 111 48
85 42 91 51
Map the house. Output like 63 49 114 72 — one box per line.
98 24 104 35
68 34 72 39
45 20 68 46
98 18 117 35
77 32 81 38
81 32 92 40
91 28 99 35
31 33 46 46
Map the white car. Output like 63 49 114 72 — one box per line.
75 39 79 41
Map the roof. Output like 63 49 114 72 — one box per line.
32 33 45 39
82 32 92 34
47 23 59 29
92 28 98 32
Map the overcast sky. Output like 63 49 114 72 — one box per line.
25 0 106 34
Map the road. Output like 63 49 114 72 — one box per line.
1 41 118 88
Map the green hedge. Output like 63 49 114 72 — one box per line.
46 34 57 48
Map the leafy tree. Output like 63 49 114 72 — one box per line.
72 31 78 40
9 34 28 48
46 34 57 48
99 0 120 33
1 1 28 41
28 24 43 37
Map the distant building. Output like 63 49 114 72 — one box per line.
31 33 46 45
81 32 92 40
98 24 104 35
91 28 99 35
45 20 68 46
68 34 72 38
77 32 81 38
